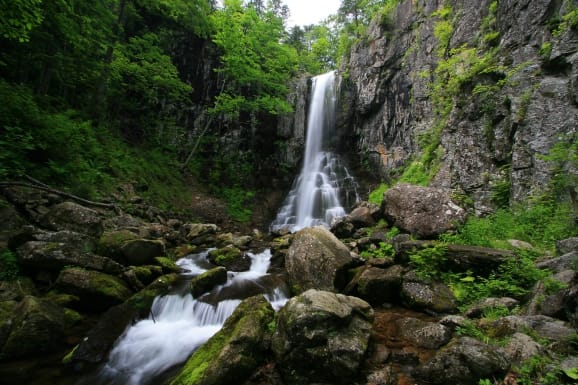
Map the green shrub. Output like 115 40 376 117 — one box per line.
368 183 388 205
0 250 19 281
359 241 395 260
409 243 447 279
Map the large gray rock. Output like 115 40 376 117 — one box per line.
397 317 452 349
401 272 458 314
171 295 274 385
285 226 353 292
355 264 404 306
272 289 374 385
382 184 466 238
41 202 103 238
414 337 510 385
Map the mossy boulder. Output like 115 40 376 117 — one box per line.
97 229 140 260
208 246 250 271
190 267 228 298
154 256 181 273
0 296 78 359
170 295 274 385
271 289 374 385
55 267 133 312
69 274 179 368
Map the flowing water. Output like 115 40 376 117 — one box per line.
270 71 359 232
87 249 288 385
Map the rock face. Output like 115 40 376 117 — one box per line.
170 295 274 385
285 226 353 292
271 289 374 385
382 184 466 238
340 0 578 212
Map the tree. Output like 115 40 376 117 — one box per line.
0 0 44 42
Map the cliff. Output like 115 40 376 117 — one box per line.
339 0 577 214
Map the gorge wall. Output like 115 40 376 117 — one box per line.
336 0 577 214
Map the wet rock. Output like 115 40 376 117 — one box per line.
129 265 163 286
171 295 274 385
397 317 452 349
55 267 133 312
464 297 520 318
271 289 373 385
504 332 543 363
401 273 457 314
285 226 353 292
0 296 76 359
190 267 228 298
154 256 181 274
414 337 509 385
382 184 466 238
16 241 124 275
208 245 251 271
41 202 103 238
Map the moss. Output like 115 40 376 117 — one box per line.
126 274 180 310
97 229 138 256
154 256 180 273
87 271 132 301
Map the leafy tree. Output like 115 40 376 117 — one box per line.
0 0 44 42
210 0 298 117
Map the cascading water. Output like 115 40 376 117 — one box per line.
271 71 359 232
85 249 288 385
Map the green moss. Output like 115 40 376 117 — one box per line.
154 257 180 273
368 183 389 205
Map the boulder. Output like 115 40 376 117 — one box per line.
183 223 219 245
190 267 228 298
41 202 103 238
170 295 274 385
414 337 509 385
382 184 466 238
355 265 404 306
55 267 133 312
349 204 378 228
401 272 457 314
16 241 124 275
271 289 374 385
0 277 37 301
396 317 452 349
556 237 578 254
120 239 166 266
504 332 543 363
97 229 140 260
208 245 251 271
0 296 76 359
479 315 576 342
285 226 353 292
536 251 577 273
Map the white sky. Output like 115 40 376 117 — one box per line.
284 0 341 27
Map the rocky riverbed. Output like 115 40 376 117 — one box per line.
0 184 576 385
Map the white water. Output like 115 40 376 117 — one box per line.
271 71 358 232
96 249 288 385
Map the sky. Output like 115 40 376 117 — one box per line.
284 0 341 27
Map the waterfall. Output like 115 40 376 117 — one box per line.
86 249 288 385
271 71 359 232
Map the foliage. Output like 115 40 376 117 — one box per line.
359 241 395 260
368 183 388 205
409 243 447 280
540 132 578 205
440 201 576 252
0 0 44 42
210 0 298 117
0 250 19 281
515 355 566 385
